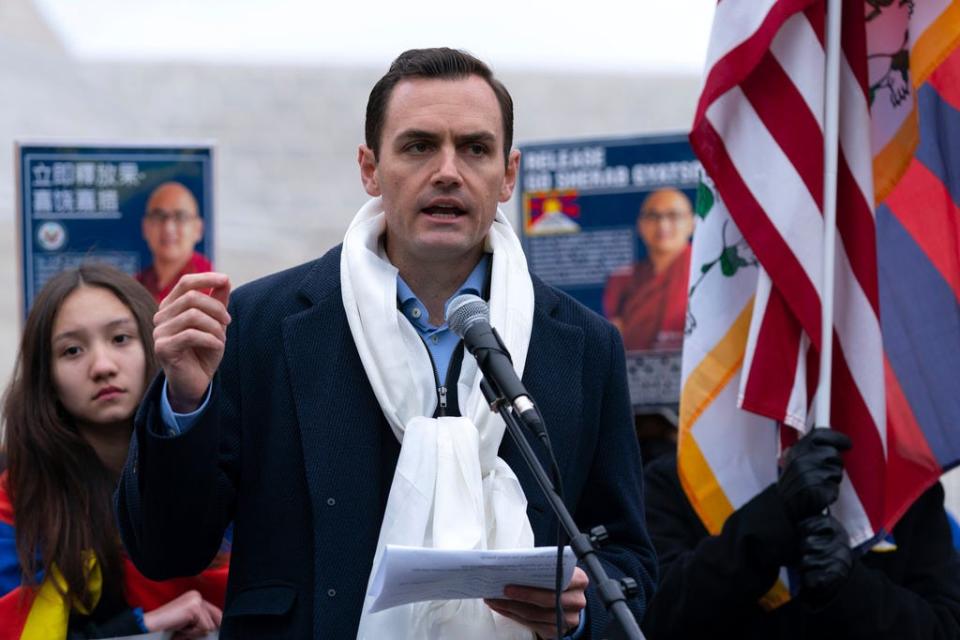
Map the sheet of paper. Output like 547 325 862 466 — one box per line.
368 545 576 614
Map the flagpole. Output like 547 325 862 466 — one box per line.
816 0 843 429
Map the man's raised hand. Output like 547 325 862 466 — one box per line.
153 273 231 413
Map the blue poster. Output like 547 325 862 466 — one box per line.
518 133 701 409
16 143 215 317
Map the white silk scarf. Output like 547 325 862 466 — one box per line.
341 198 537 640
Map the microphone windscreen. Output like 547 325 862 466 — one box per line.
445 294 488 338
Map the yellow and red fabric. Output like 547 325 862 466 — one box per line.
0 474 228 639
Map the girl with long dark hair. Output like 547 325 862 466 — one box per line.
0 264 228 639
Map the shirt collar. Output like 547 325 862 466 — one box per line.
396 253 490 321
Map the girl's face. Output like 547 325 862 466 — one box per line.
50 286 146 430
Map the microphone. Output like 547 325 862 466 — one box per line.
446 294 548 443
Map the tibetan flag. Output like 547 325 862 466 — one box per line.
875 8 960 525
524 190 582 235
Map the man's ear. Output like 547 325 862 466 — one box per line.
499 149 521 202
358 145 381 196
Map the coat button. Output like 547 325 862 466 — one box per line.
326 497 336 506
327 589 336 597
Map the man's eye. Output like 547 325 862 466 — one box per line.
466 143 488 156
407 142 432 154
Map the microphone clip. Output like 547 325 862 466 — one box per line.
479 378 508 413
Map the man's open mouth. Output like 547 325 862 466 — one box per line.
423 205 465 219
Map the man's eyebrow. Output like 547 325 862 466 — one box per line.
393 129 441 144
392 130 498 146
644 207 690 215
147 208 191 215
455 132 497 146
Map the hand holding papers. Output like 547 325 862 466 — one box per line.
367 545 576 613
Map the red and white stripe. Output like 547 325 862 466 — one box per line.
690 0 886 542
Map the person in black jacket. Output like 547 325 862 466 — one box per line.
642 428 960 639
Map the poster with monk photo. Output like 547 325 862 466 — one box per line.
16 142 215 317
518 134 701 410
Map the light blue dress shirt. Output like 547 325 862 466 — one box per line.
395 253 487 385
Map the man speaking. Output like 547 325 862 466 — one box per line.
117 48 655 639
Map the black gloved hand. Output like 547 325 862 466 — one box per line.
798 514 853 604
777 428 852 521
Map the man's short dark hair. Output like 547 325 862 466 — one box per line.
365 48 514 164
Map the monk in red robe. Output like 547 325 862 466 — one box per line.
603 188 695 351
137 181 211 303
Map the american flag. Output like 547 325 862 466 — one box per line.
679 0 960 602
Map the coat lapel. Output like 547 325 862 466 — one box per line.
500 280 585 538
280 253 397 566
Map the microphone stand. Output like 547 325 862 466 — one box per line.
479 379 646 640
